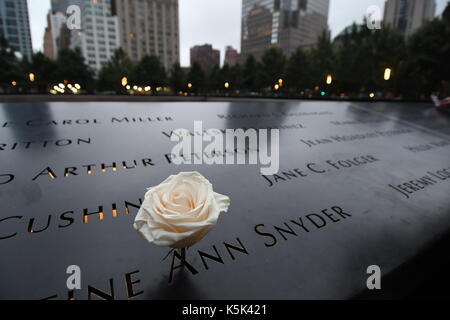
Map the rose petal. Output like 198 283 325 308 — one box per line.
134 171 231 248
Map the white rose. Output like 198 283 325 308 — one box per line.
134 171 231 248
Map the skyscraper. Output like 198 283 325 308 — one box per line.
241 0 330 60
69 0 120 71
44 0 78 60
51 0 74 14
43 11 68 60
384 0 436 36
113 0 180 70
0 0 33 60
190 44 220 74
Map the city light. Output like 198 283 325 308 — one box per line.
278 78 283 86
29 73 35 82
126 85 131 90
274 84 280 91
50 82 81 95
53 84 64 94
224 82 230 89
145 86 151 92
321 91 326 96
384 68 392 81
121 77 128 87
187 83 193 88
369 93 375 98
326 75 332 85
11 81 17 86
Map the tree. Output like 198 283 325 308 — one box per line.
97 48 134 93
285 48 311 94
133 55 166 89
229 64 243 92
187 62 205 94
169 62 186 94
260 47 286 90
334 22 405 95
242 55 260 93
400 17 450 97
54 48 95 91
22 52 58 93
310 30 335 90
211 64 234 93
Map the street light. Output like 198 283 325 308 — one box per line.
278 78 283 86
11 81 17 86
29 73 35 82
326 74 332 85
224 82 230 89
187 83 193 89
384 68 392 81
121 77 128 87
274 84 280 91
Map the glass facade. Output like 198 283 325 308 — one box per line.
0 0 33 60
241 0 329 60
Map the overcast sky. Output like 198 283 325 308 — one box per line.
28 0 448 67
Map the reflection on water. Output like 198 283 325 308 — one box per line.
0 102 57 140
348 102 450 139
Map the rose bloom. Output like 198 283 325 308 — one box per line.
134 172 231 248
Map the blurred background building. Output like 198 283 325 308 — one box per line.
43 0 75 60
0 0 33 60
241 0 330 60
190 44 220 74
69 0 120 71
384 0 436 36
51 0 73 15
43 11 69 59
113 0 180 70
224 45 239 66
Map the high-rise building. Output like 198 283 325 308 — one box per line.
241 0 330 60
384 0 436 36
224 46 239 67
69 0 120 71
44 0 78 60
0 0 33 60
190 44 220 74
43 11 68 60
51 0 73 14
113 0 180 70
